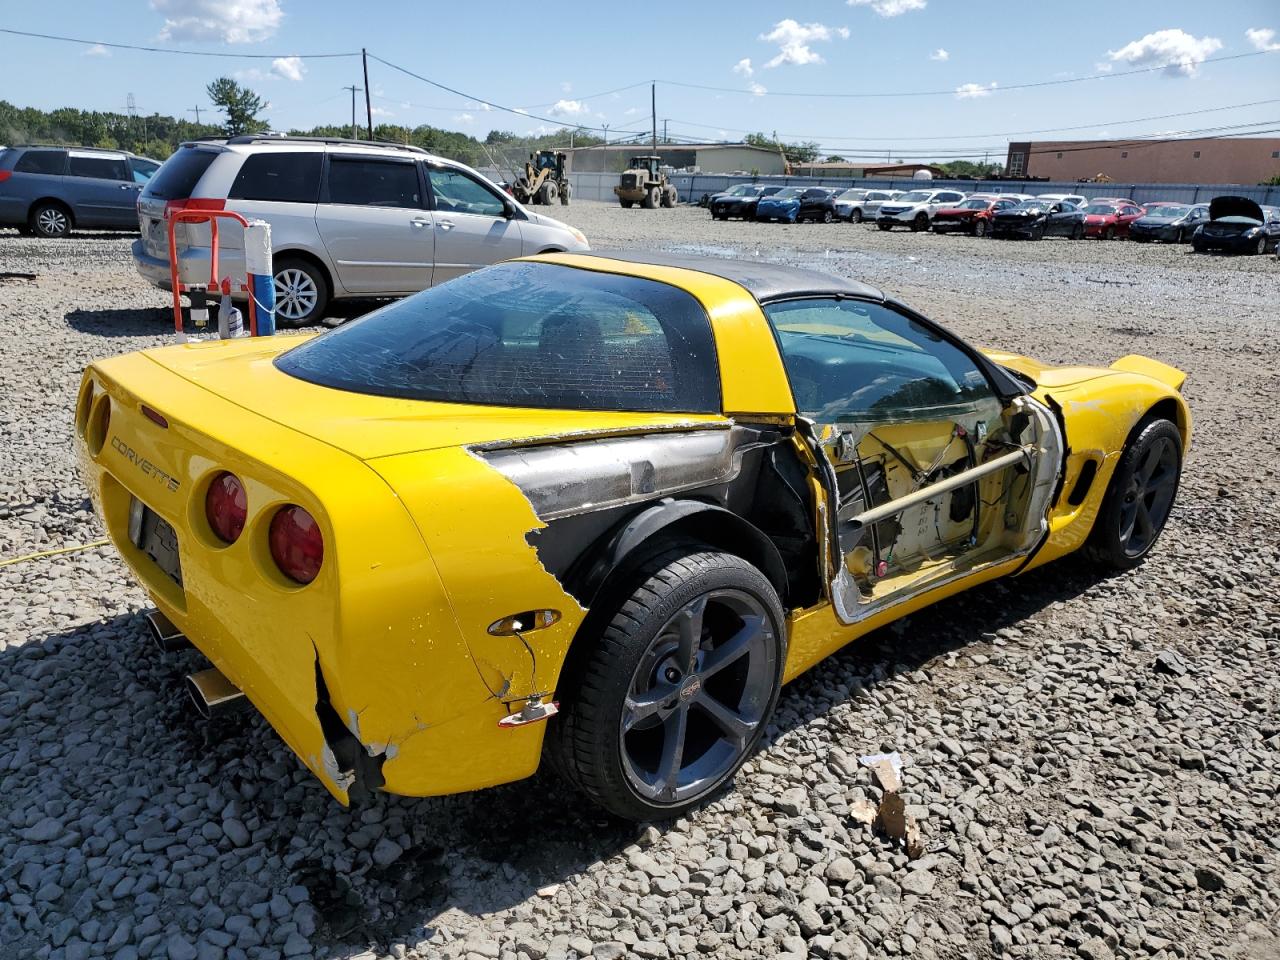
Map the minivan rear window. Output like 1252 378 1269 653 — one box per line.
14 150 67 175
276 261 721 414
145 147 218 200
228 152 322 203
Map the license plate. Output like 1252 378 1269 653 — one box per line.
129 498 183 587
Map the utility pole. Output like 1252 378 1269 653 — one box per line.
343 85 362 140
662 119 668 143
602 123 609 146
651 83 657 153
362 49 373 139
188 105 205 126
127 93 137 143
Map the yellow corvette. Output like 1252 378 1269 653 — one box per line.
76 252 1190 820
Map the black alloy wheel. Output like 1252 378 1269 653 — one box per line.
550 546 785 821
1087 418 1182 570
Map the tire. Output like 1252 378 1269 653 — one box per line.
30 201 72 238
550 545 785 821
539 182 558 205
560 182 571 206
1085 418 1182 571
911 212 929 232
1104 226 1115 241
878 222 892 231
850 208 863 223
642 187 660 210
1192 241 1204 253
1255 236 1267 256
974 220 989 238
1175 228 1185 244
620 199 634 209
661 187 677 208
272 257 328 328
788 209 798 224
16 225 35 237
1071 223 1084 240
821 209 833 224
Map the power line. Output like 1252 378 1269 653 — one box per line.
0 26 358 58
661 98 1280 145
660 50 1272 99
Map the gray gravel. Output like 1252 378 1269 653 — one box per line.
1 204 1278 960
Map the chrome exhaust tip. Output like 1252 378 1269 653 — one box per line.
184 668 248 719
146 610 191 653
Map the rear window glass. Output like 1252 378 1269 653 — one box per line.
276 261 720 414
68 154 128 180
327 157 421 207
229 152 321 203
146 147 218 200
15 150 67 175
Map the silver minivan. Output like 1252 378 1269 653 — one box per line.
133 136 590 325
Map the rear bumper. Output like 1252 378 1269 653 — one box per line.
133 238 246 292
75 352 539 803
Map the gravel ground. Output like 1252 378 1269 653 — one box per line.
1 203 1278 960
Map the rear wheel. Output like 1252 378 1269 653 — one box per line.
539 181 559 205
550 546 785 821
878 222 892 231
1104 225 1116 241
661 186 677 208
560 182 571 205
1071 223 1085 240
642 187 660 209
1086 418 1182 570
272 257 328 328
850 208 863 223
821 209 833 224
30 201 71 238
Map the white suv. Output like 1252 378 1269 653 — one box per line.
875 188 968 232
133 136 589 325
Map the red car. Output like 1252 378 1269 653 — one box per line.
1082 200 1146 239
931 196 1020 237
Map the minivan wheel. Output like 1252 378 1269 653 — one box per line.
31 202 71 238
272 258 328 327
550 545 785 821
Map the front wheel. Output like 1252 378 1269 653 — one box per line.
974 220 989 238
911 213 929 232
821 209 833 224
642 187 660 209
1255 236 1267 255
878 222 892 231
620 199 634 209
1086 418 1182 570
1104 226 1116 241
550 546 785 821
850 209 864 223
1071 223 1085 240
272 258 328 327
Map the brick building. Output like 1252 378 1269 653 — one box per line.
1005 137 1280 185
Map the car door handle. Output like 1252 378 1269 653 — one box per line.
120 184 135 190
436 219 455 231
410 217 431 228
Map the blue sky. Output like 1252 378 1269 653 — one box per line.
2 0 1278 160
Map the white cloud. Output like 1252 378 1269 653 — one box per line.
760 19 846 68
1094 61 1113 73
624 107 640 116
1106 28 1223 77
83 43 110 57
371 106 393 118
152 0 283 43
270 56 305 82
847 0 926 17
836 27 851 39
547 99 589 117
929 47 948 61
749 82 768 96
954 81 997 99
560 81 573 93
1246 27 1280 52
514 107 530 116
454 113 476 124
733 58 754 77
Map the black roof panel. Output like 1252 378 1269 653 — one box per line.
560 250 884 304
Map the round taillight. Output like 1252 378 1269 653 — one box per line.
268 505 323 585
205 472 247 544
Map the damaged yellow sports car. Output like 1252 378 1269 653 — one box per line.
77 252 1190 820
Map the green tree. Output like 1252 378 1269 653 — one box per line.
206 77 268 136
823 155 847 163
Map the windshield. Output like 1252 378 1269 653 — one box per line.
959 199 990 210
725 184 757 197
1084 204 1118 215
276 261 720 413
838 189 868 201
896 191 932 203
1143 205 1188 218
1014 200 1049 211
772 188 804 199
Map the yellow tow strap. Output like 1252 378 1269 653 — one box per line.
0 538 110 568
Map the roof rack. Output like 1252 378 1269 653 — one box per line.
225 135 429 154
13 143 128 154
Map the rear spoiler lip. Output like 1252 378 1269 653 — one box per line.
1109 354 1186 392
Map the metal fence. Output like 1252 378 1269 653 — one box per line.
567 170 1280 207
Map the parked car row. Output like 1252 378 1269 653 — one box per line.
703 182 1280 254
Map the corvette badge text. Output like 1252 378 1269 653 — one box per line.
111 436 180 493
